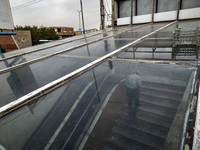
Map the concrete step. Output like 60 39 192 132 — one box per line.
142 83 184 95
105 135 141 150
139 100 177 114
140 97 179 110
139 105 175 120
142 81 185 93
120 111 171 129
141 87 183 100
111 126 163 150
116 118 168 139
140 91 181 102
123 102 175 120
142 76 187 88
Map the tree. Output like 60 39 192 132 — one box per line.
15 25 60 45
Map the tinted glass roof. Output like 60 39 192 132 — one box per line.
0 19 199 150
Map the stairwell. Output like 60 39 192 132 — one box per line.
104 79 186 150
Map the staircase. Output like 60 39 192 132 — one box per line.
104 80 186 150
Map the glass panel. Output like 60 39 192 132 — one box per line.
157 0 178 13
0 60 196 150
119 0 131 17
0 25 141 70
0 27 114 58
64 23 171 57
0 57 92 107
138 0 152 15
182 0 200 9
116 20 200 62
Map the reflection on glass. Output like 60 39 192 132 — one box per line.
6 56 38 99
125 71 141 118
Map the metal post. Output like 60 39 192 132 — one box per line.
100 0 105 29
77 10 82 31
131 0 133 25
152 0 154 22
135 0 138 16
80 0 86 34
177 0 181 20
155 0 158 13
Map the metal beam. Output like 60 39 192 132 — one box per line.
155 0 158 13
135 0 138 16
0 32 16 35
80 0 86 34
152 0 155 22
0 21 177 117
131 0 133 25
117 0 120 18
177 0 181 20
180 0 182 10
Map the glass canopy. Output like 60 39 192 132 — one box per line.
0 19 199 150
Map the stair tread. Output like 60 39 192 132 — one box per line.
111 126 163 150
142 84 184 95
141 91 181 102
139 105 175 119
140 98 179 109
116 118 168 139
106 135 141 150
120 111 171 128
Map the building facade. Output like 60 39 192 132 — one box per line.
54 27 74 39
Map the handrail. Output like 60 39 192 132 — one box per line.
0 21 176 118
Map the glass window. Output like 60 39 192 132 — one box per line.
182 0 200 9
157 0 178 13
138 0 152 15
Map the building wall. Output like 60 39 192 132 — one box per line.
0 0 14 29
13 30 32 49
0 35 18 52
54 27 74 39
114 0 200 25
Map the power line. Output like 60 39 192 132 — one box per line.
12 0 38 9
11 0 43 10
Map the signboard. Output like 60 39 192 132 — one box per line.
0 0 14 29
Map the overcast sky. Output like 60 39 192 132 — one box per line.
9 0 111 30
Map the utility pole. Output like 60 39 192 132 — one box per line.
77 10 82 31
100 0 105 29
80 0 86 34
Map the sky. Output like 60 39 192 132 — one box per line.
9 0 111 30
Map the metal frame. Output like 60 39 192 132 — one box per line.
0 21 176 117
131 0 133 25
152 0 155 22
